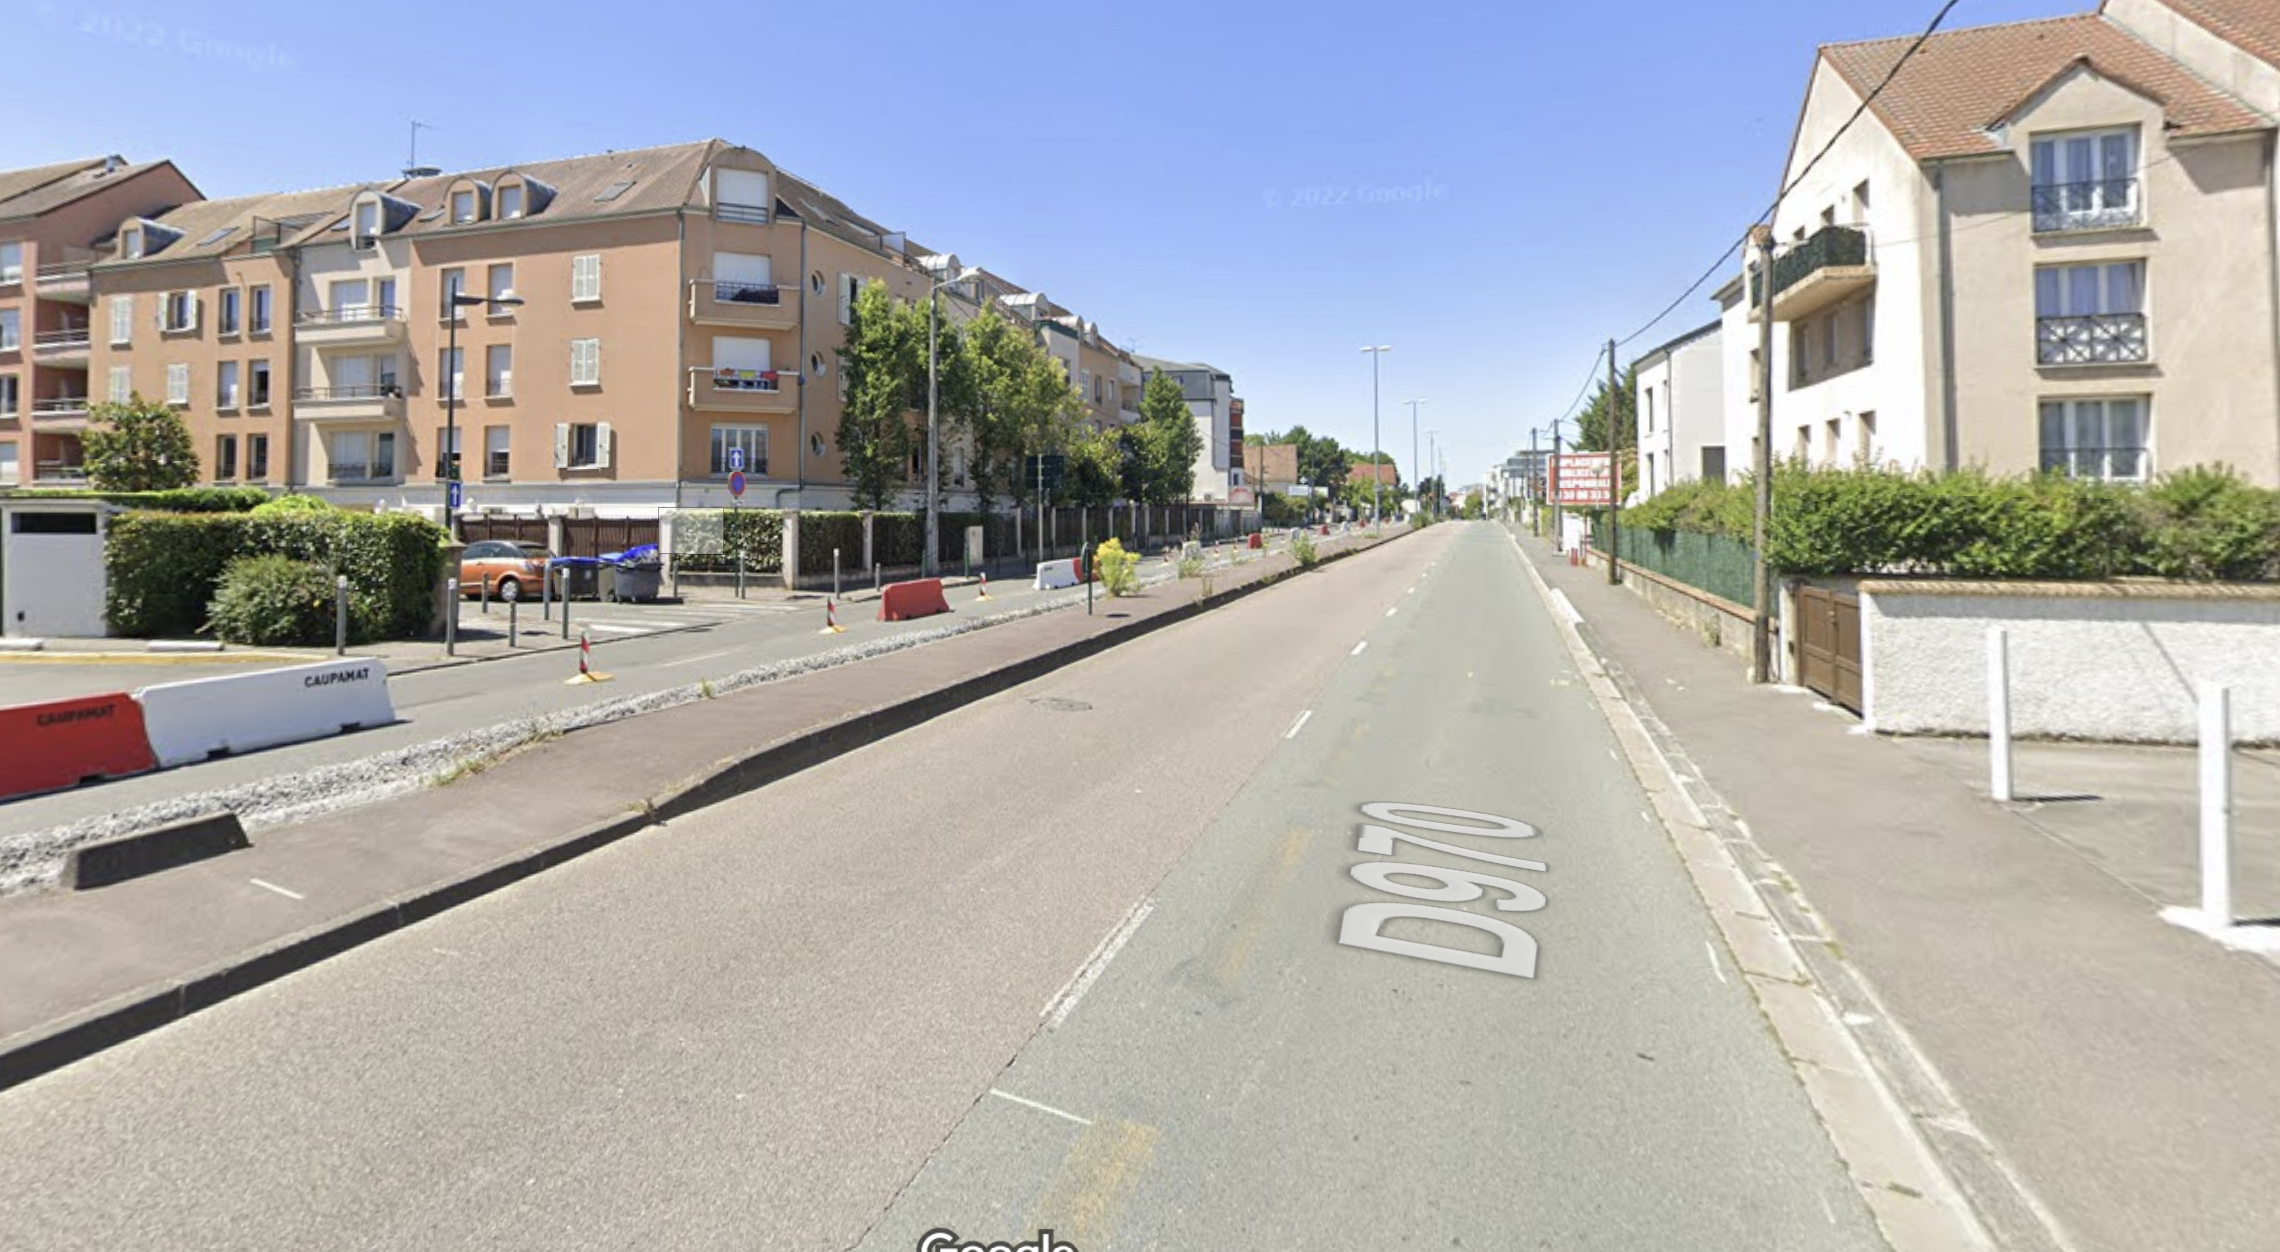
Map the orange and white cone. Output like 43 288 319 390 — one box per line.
820 599 846 634
565 627 613 684
977 572 991 601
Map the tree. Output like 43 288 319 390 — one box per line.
836 279 926 511
956 307 1085 513
83 394 198 491
1292 428 1351 500
1571 361 1641 504
1136 372 1203 505
1064 423 1124 508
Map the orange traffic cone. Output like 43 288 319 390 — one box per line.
564 628 613 684
977 572 991 600
820 599 846 634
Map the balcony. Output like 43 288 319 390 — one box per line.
293 383 405 422
689 279 795 329
294 304 407 347
33 327 91 365
2038 313 2149 366
2032 179 2141 234
33 460 89 485
690 366 794 413
1750 225 1875 323
34 252 95 303
1118 408 1143 426
31 396 90 427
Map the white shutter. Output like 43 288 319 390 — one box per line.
554 423 571 468
166 363 189 405
108 367 131 404
595 422 613 468
839 273 854 325
110 295 133 344
187 292 200 331
715 252 772 285
714 336 770 371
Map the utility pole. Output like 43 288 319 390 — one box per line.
1362 346 1390 528
1405 399 1426 522
1529 427 1541 536
1607 336 1621 585
1751 225 1778 685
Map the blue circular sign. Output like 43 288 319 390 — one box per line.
728 470 746 499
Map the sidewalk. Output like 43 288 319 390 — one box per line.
1520 528 2280 1252
0 526 1402 1091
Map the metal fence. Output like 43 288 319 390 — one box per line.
1594 519 1758 610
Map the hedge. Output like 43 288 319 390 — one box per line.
1614 462 2280 581
799 511 867 572
670 508 784 574
108 511 448 641
9 486 271 513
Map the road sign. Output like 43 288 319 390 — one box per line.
1551 452 1613 507
727 446 746 472
447 481 463 510
727 470 747 499
1023 453 1066 489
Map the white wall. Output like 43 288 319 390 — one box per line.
1635 328 1726 499
2 505 109 638
1861 583 2280 742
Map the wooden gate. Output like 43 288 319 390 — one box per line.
562 517 658 558
1796 585 1863 712
457 516 548 547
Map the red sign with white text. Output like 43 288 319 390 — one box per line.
1551 452 1613 507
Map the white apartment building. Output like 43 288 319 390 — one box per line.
1632 320 1725 501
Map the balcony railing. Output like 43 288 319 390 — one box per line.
716 202 770 225
297 304 404 326
1756 225 1870 303
714 280 781 305
34 461 89 483
712 368 783 392
2037 313 2149 365
34 328 91 350
295 384 405 401
2032 179 2140 233
32 396 90 416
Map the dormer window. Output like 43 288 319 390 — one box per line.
356 200 380 237
122 227 143 259
715 168 770 224
499 183 524 219
451 189 477 224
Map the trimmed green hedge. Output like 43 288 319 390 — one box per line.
1615 462 2280 581
108 511 448 641
671 509 784 574
799 511 867 572
10 486 271 513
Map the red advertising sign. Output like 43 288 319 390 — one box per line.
1551 452 1613 507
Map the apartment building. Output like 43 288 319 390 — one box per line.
1134 354 1246 502
0 156 200 486
1632 320 1725 500
1726 11 2280 486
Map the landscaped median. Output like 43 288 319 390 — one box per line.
0 523 1412 1091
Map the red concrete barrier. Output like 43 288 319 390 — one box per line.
878 577 951 622
1248 533 1263 549
0 691 157 800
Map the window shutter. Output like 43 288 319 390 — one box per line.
187 293 200 331
596 422 613 468
839 273 854 325
554 423 571 468
590 254 603 299
589 339 600 384
111 295 132 344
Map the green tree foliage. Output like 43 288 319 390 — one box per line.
83 394 199 491
1575 363 1639 454
1093 537 1141 596
956 307 1085 511
206 554 338 646
1064 423 1125 507
1135 372 1204 504
837 279 927 512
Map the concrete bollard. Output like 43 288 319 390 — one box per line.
2200 682 2233 926
335 574 350 656
443 577 458 656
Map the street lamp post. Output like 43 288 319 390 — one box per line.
1361 345 1390 528
1426 428 1440 520
1404 398 1426 522
923 260 983 578
443 290 522 538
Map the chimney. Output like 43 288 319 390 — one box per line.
101 155 122 176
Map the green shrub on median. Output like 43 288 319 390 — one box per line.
108 510 447 642
1292 531 1319 568
1094 538 1140 596
206 554 337 646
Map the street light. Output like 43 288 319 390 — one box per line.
443 290 522 537
1361 346 1390 528
1425 427 1440 520
1404 398 1426 521
923 259 983 578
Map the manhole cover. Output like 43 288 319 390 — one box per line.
1029 697 1093 713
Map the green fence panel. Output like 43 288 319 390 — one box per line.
1596 519 1757 609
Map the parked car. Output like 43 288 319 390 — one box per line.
460 540 552 600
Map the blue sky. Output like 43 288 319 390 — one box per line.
16 0 2075 487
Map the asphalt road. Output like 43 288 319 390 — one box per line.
0 522 1884 1250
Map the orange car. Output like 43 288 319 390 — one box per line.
459 540 552 600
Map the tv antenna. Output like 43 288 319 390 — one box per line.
404 121 441 178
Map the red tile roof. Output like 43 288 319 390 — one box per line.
1348 462 1398 487
1823 14 2268 161
2117 0 2280 70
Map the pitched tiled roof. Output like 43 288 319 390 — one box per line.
381 139 722 238
0 158 189 222
1349 462 1398 486
0 158 101 211
1823 14 2268 161
2117 0 2280 70
98 182 370 266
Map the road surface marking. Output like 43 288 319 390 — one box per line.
1027 1119 1163 1249
989 1089 1093 1126
1407 585 1416 595
578 621 652 635
1386 606 1399 617
249 878 303 901
658 648 740 669
1044 898 1156 1029
1706 940 1728 983
1285 709 1315 738
1350 640 1369 657
1550 590 1583 624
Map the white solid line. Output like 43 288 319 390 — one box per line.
1549 590 1583 625
1286 709 1315 739
1350 640 1368 656
1706 939 1728 984
250 878 304 901
1386 606 1399 617
1045 899 1156 1029
579 622 651 634
658 648 740 669
989 1089 1093 1126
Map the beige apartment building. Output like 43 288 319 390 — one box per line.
1727 8 2280 486
0 156 200 486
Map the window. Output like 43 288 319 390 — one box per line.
1082 369 1095 403
811 432 827 458
570 338 601 386
378 276 398 315
1861 295 1875 362
499 184 525 220
2041 397 2148 481
571 254 602 302
215 434 238 480
1643 389 1655 434
219 288 241 335
331 278 370 318
249 360 271 407
0 243 20 284
441 268 466 318
440 346 464 400
2031 127 2139 232
108 366 131 404
329 429 396 481
2036 261 2147 364
247 433 269 481
250 285 272 333
1794 425 1810 460
217 361 240 409
355 200 380 241
1701 446 1727 482
122 228 143 259
109 295 133 345
1820 206 1836 229
556 421 610 469
0 374 16 416
1824 418 1840 464
716 169 770 223
595 180 635 203
839 273 860 325
0 309 16 351
451 189 477 224
166 363 190 406
486 344 512 397
710 424 768 475
1858 411 1877 462
809 352 826 376
1822 314 1837 367
1852 180 1871 222
487 262 514 307
485 425 511 477
161 291 197 332
435 425 462 481
0 441 16 485
809 271 825 297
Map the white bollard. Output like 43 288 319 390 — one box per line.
2200 682 2233 926
1988 627 2013 803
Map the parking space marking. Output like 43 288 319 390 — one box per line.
988 1089 1093 1126
249 879 304 901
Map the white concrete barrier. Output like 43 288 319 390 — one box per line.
136 658 396 768
1034 558 1083 591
